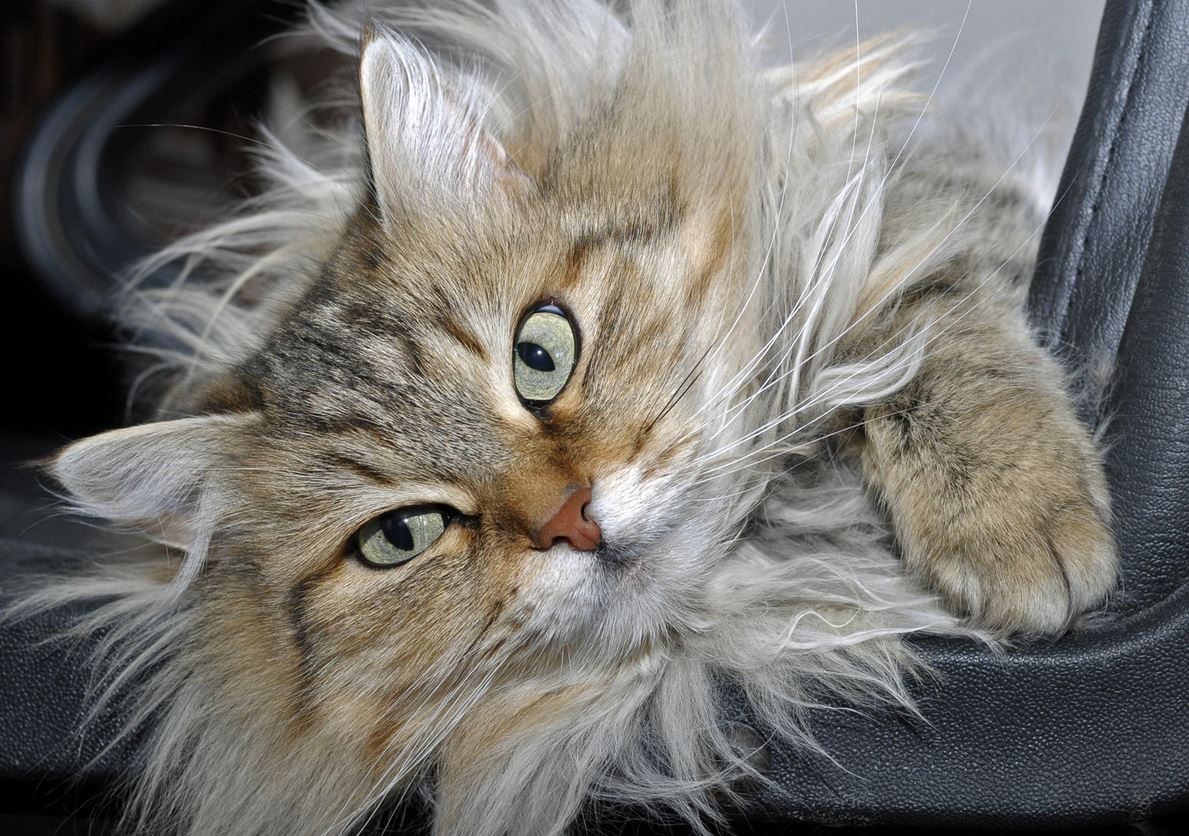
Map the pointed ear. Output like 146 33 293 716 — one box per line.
358 24 519 221
49 415 252 560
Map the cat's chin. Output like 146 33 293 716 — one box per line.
512 528 714 663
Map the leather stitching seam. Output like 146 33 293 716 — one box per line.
1068 0 1156 334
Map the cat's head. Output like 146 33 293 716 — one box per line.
52 14 776 735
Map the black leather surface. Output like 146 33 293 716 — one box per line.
0 450 138 785
1031 0 1189 387
1102 87 1189 649
750 590 1189 828
0 545 136 785
1030 0 1189 611
3 0 1189 829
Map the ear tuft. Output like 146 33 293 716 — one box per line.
358 23 516 221
49 415 253 587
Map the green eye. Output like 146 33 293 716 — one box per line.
513 303 578 406
355 505 450 567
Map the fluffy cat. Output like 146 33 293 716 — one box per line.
12 1 1117 833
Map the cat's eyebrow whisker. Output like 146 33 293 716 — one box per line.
701 165 866 425
698 197 1052 479
805 98 1056 357
693 402 908 492
700 124 910 426
693 477 774 507
671 166 862 450
843 0 866 193
695 119 877 420
700 293 983 477
645 181 786 430
115 122 281 151
646 29 804 435
649 0 817 436
686 158 886 436
676 104 879 444
772 151 1058 442
698 271 937 462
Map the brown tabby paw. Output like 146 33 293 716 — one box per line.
909 487 1118 634
863 396 1119 635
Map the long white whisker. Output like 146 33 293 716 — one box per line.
694 201 1051 483
683 7 973 441
690 99 1057 476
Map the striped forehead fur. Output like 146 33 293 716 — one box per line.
3 1 1073 834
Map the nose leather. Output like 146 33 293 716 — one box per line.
531 487 602 552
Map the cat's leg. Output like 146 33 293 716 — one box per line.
851 282 1117 633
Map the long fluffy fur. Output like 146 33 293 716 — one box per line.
7 2 1076 833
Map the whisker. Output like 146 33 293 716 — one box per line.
693 201 1052 484
689 100 1058 473
683 7 973 435
644 9 801 434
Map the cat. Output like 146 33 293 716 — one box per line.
11 1 1117 833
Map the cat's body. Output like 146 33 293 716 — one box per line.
12 2 1116 834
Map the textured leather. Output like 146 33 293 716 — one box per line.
3 0 1189 828
1031 0 1189 380
0 544 137 784
1104 84 1189 625
1032 0 1189 611
746 591 1189 828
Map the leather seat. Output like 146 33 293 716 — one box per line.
2 0 1187 828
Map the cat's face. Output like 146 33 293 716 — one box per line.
231 81 765 693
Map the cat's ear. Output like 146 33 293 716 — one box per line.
49 414 253 577
358 24 520 221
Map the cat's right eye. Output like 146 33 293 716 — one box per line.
354 505 453 567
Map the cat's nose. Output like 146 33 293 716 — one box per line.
531 487 602 552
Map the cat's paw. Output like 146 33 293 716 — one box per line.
907 485 1118 634
863 392 1119 635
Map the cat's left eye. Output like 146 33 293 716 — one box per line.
354 505 453 568
513 303 578 406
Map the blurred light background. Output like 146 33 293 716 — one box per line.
748 1 1103 105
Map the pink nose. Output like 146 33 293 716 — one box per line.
531 487 602 552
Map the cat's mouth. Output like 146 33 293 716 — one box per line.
594 540 637 568
591 535 664 597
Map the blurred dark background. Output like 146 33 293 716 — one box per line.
2 1 127 444
1 9 284 822
1 0 297 450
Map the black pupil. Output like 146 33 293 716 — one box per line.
517 341 555 372
382 515 415 552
